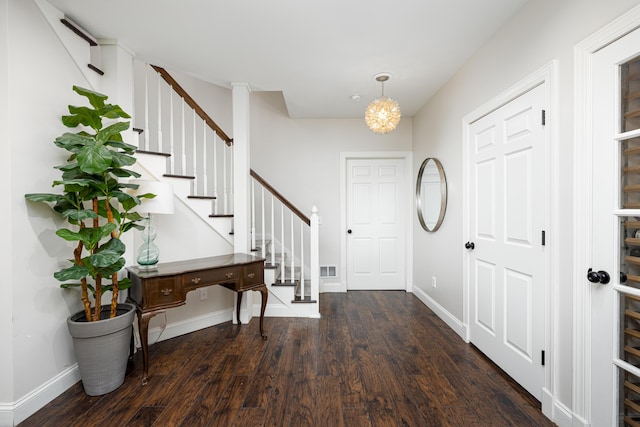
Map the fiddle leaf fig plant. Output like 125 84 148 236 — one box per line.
26 86 154 321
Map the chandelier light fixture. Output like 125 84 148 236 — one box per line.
365 73 401 134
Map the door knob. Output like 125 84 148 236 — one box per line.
587 268 610 284
465 241 475 250
347 229 352 234
621 272 628 284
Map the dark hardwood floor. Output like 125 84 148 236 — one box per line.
19 291 555 426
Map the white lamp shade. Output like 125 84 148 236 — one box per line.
129 180 175 215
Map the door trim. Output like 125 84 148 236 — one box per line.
462 61 557 419
339 151 413 293
574 5 640 426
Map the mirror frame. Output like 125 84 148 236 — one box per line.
416 157 447 232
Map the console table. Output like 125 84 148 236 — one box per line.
126 253 268 384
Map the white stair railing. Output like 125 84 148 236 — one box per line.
250 170 319 304
133 61 234 215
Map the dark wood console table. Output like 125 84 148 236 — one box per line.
126 253 268 384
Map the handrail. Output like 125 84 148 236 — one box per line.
150 65 233 145
250 169 310 226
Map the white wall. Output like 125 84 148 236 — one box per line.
250 91 412 287
0 0 13 418
411 0 640 417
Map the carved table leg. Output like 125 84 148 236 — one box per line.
236 291 243 325
258 285 268 340
138 310 156 385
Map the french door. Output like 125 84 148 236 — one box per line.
590 25 640 427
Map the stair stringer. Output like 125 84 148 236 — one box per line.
133 152 234 245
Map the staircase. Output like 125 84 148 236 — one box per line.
38 3 321 318
133 62 320 318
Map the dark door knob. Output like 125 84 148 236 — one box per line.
347 229 352 234
587 268 610 284
621 272 628 283
465 241 475 250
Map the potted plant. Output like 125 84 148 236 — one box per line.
25 86 152 395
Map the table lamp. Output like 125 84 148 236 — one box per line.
130 180 175 270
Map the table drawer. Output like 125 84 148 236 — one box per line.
144 277 182 308
183 267 239 288
238 262 265 290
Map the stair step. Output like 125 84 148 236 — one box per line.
164 173 195 180
293 280 315 303
136 149 171 157
272 280 297 287
188 195 217 200
209 214 233 218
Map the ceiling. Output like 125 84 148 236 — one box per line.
46 0 528 119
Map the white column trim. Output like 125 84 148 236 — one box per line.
573 4 640 425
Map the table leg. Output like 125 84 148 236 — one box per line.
258 285 268 340
137 311 155 385
236 291 243 325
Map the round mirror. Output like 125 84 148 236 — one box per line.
416 158 447 232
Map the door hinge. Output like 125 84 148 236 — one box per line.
541 350 545 366
542 230 546 246
541 110 546 126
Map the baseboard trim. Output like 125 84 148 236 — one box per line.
8 364 80 425
148 308 233 344
411 286 467 340
320 281 343 293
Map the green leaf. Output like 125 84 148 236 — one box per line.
97 237 126 256
95 257 126 277
54 264 90 281
105 140 137 152
65 106 102 130
25 193 62 203
118 277 132 291
96 121 130 143
77 142 112 174
72 86 108 110
98 104 131 119
54 132 94 153
110 151 137 168
111 168 141 178
60 208 98 222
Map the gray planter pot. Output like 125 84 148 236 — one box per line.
67 303 136 396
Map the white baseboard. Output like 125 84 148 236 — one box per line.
148 308 233 344
411 286 466 340
7 364 80 426
320 281 343 293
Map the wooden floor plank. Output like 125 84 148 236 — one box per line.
18 291 555 427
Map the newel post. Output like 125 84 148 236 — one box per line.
310 206 320 318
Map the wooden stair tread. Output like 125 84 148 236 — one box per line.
626 221 640 229
209 214 233 218
626 238 640 246
627 256 640 266
164 173 195 180
625 146 640 156
136 149 171 157
188 195 216 200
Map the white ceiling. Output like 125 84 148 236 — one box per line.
46 0 528 119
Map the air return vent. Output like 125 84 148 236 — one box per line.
320 266 337 278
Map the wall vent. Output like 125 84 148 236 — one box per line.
320 266 337 278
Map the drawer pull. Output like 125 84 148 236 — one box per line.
161 288 173 296
191 277 201 284
225 272 234 279
248 273 255 279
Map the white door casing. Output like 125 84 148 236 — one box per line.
463 62 557 417
346 158 406 290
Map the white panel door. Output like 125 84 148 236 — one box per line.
590 26 640 426
346 158 405 290
468 84 546 399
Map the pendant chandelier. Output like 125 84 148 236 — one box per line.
365 73 401 134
